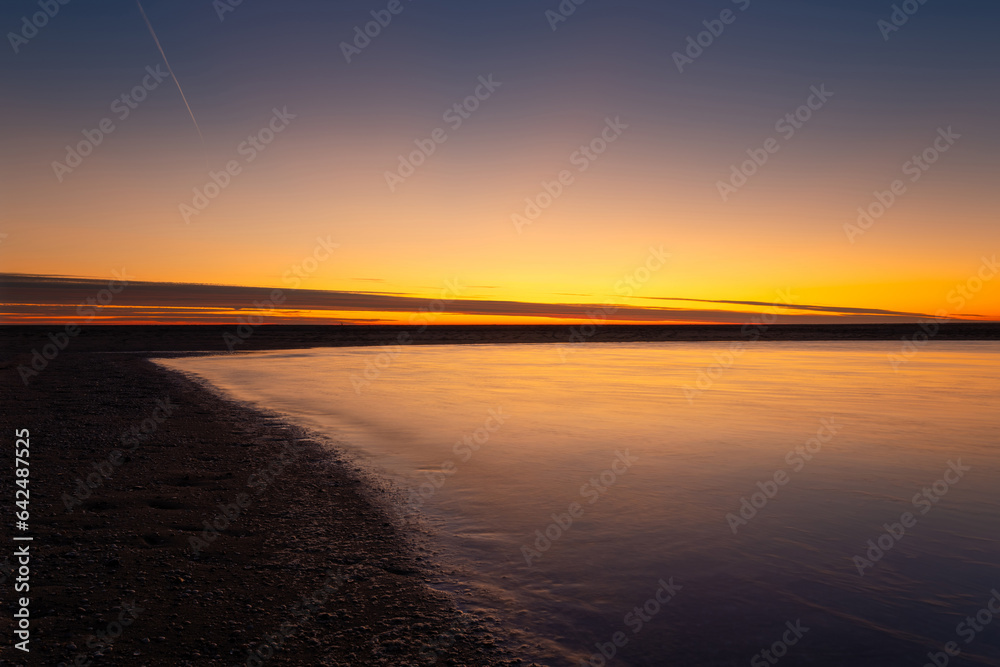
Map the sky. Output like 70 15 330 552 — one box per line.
1 0 998 324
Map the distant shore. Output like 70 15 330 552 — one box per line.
2 322 998 357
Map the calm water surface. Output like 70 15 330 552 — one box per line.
157 341 1000 666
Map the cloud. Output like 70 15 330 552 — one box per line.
0 273 960 324
633 296 964 319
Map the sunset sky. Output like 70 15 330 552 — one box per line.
1 0 998 324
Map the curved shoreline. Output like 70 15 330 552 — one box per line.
1 352 527 666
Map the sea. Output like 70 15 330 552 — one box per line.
155 341 1000 666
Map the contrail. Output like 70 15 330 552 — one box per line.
136 0 207 153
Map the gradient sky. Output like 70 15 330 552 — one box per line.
1 0 998 324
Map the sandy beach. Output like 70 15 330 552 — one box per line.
1 344 528 666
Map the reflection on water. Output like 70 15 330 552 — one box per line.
157 341 1000 666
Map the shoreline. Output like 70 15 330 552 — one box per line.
3 330 999 665
0 352 526 666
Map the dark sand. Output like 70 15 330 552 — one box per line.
0 351 526 666
2 324 998 666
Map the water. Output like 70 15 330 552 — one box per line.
156 341 1000 666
